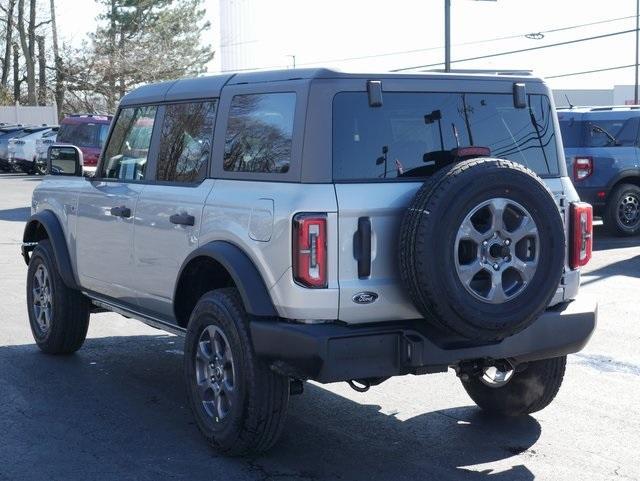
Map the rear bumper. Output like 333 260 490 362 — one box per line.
251 297 597 383
575 186 606 209
7 156 33 172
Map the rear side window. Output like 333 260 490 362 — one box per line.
58 123 102 148
333 92 560 181
223 93 295 174
559 117 640 148
156 100 217 183
101 105 157 181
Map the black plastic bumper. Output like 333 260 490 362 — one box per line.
7 157 32 172
250 298 597 383
575 186 606 209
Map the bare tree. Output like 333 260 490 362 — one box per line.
12 42 19 102
37 33 45 105
17 0 36 104
50 0 64 118
1 0 16 89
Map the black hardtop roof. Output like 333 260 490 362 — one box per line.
119 68 543 107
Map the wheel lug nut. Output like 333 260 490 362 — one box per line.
482 240 488 246
493 263 499 270
505 239 511 246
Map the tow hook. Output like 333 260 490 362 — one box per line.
347 379 371 392
346 377 389 393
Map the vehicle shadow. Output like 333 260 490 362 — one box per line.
581 253 640 287
593 224 640 251
0 206 30 222
0 333 540 481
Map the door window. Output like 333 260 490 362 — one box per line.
223 93 295 174
101 106 157 181
156 101 217 183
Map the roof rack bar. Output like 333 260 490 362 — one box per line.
425 68 534 76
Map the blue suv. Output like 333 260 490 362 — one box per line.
559 106 640 236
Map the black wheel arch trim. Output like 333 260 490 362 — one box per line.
22 210 80 290
175 240 278 318
604 169 640 195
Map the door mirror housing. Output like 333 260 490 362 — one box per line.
47 145 83 176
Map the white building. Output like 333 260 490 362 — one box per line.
553 85 640 109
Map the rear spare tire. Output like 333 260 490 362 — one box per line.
399 158 565 341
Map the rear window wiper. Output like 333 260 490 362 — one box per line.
591 123 618 146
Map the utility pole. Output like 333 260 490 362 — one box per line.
635 0 639 104
287 54 296 69
445 0 451 72
444 0 495 73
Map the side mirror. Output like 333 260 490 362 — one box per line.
47 145 83 176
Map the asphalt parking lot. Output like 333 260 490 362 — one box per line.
0 173 638 481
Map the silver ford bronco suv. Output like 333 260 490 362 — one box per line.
23 69 597 455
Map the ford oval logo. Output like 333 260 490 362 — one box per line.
352 292 378 304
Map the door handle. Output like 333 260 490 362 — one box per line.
170 213 195 226
354 217 372 279
110 206 132 218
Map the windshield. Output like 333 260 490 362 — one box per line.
57 122 109 148
559 117 640 148
333 92 560 181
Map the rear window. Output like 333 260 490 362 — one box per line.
333 92 560 181
559 117 640 148
57 122 109 148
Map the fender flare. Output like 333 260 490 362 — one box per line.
605 168 640 193
22 210 79 290
175 241 278 318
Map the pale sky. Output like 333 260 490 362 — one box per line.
55 0 640 90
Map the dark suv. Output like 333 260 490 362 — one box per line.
559 106 640 236
56 114 112 175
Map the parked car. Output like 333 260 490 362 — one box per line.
0 125 25 171
56 114 112 175
7 126 58 174
558 106 640 236
33 129 58 174
23 69 596 455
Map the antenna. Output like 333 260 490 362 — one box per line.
564 94 575 109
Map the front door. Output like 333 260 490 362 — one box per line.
75 105 158 302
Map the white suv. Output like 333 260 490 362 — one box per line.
22 69 596 455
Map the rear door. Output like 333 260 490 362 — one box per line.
75 105 158 301
132 100 218 318
332 81 563 323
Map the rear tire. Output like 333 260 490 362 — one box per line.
461 356 566 416
26 240 90 354
184 288 289 455
603 183 640 236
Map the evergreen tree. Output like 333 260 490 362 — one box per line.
90 0 213 112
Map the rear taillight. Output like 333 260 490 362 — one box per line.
573 156 593 181
293 213 327 288
570 202 593 269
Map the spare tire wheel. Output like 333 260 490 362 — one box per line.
399 158 565 341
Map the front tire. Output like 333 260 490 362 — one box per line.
184 288 289 455
26 240 90 354
604 183 640 236
461 356 566 416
